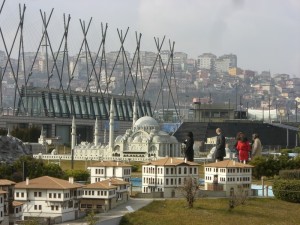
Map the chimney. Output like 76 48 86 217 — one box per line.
171 158 173 164
233 160 236 166
109 179 112 186
69 177 74 184
184 158 187 163
117 161 119 166
26 177 29 185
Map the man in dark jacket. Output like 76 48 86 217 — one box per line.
184 132 194 162
215 128 225 161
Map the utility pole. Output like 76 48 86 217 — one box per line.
268 95 271 122
296 101 298 122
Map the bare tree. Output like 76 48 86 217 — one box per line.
179 176 199 208
228 186 248 210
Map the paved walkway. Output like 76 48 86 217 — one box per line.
58 198 153 225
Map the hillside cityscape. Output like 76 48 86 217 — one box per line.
1 49 299 122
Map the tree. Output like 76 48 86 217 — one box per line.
64 169 90 182
179 176 198 208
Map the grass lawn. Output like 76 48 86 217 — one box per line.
120 198 299 225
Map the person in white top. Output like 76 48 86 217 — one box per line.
251 133 262 158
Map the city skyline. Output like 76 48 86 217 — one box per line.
1 0 300 76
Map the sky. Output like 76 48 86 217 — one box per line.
1 0 300 76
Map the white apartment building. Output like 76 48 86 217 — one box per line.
0 190 5 224
204 160 253 196
88 161 132 183
215 54 237 73
15 176 84 223
197 53 216 70
0 179 17 224
142 157 199 198
81 178 129 212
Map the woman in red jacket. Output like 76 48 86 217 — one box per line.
236 133 251 163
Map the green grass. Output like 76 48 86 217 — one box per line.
120 198 300 225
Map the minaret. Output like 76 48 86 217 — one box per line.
104 127 107 144
7 127 11 137
132 100 137 128
71 116 76 150
109 98 115 150
94 117 99 146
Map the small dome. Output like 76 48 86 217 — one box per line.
133 136 142 143
115 135 123 143
134 116 159 127
152 135 162 143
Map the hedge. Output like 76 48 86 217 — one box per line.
273 179 300 203
279 170 300 180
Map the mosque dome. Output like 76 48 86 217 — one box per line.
134 116 159 128
170 136 178 143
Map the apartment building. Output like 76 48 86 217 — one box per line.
88 161 132 183
14 176 84 223
204 160 253 196
142 157 199 198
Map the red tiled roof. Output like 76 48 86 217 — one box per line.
15 176 84 190
84 182 117 190
12 201 24 207
143 157 199 166
102 178 129 186
0 179 16 186
205 160 254 168
89 161 131 167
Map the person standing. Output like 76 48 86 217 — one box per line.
252 133 262 158
215 128 226 162
184 132 194 162
236 133 251 163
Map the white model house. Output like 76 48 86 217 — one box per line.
142 157 199 198
0 179 19 224
81 178 129 212
14 176 84 223
0 190 6 224
88 161 132 183
204 160 254 196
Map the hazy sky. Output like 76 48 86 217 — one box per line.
1 0 300 76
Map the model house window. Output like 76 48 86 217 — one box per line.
34 205 37 210
49 193 52 198
58 193 61 198
56 206 59 210
51 206 54 211
34 192 37 197
21 192 24 197
16 192 19 197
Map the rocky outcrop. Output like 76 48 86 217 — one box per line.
0 135 31 163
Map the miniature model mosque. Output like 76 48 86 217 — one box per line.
71 99 181 161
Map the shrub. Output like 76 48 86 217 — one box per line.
249 155 300 179
279 170 300 180
273 179 300 203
